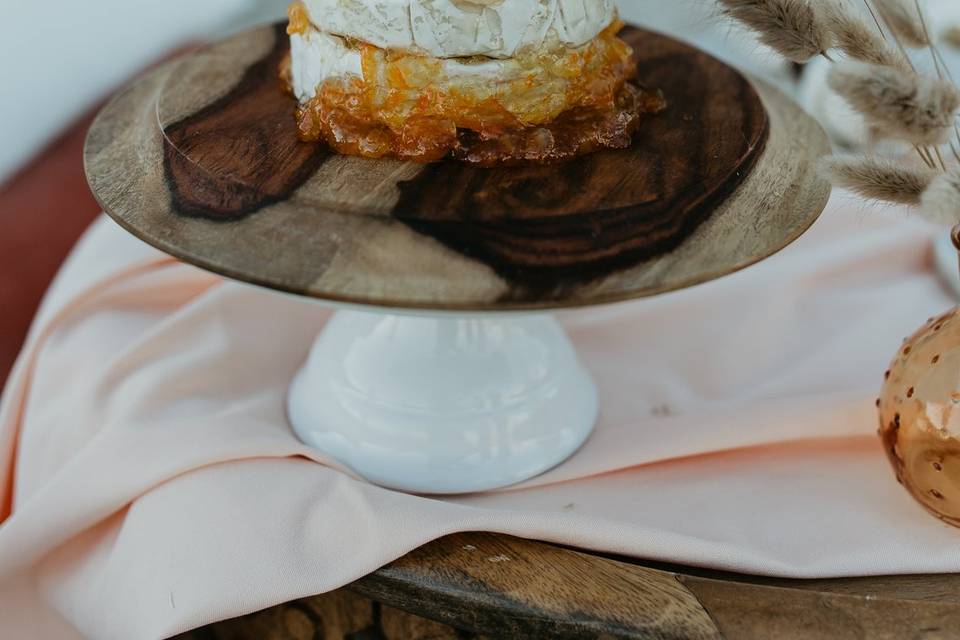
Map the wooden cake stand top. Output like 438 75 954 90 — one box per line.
85 24 830 311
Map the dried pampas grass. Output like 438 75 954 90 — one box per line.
920 169 960 223
716 0 833 62
828 62 960 146
873 0 930 48
824 1 909 69
945 26 960 50
820 155 937 204
716 0 960 224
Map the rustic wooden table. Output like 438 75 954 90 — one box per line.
176 531 960 639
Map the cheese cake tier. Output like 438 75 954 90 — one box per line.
284 22 660 163
294 0 617 59
288 21 636 130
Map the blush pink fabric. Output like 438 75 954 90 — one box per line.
2 193 959 639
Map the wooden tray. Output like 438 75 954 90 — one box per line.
85 24 830 311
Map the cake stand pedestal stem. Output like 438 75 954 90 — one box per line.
287 309 598 494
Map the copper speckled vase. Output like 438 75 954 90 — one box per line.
878 226 960 526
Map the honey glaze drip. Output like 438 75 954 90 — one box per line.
452 84 665 166
288 22 665 165
286 1 310 36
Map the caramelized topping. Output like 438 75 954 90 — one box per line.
451 84 666 166
286 20 664 164
287 1 310 36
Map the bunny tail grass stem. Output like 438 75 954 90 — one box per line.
867 0 918 73
820 155 938 204
828 62 960 147
933 146 948 172
921 169 960 223
825 1 909 69
915 145 936 169
861 0 887 38
935 47 956 83
717 0 833 63
912 0 946 81
912 0 960 149
873 0 929 47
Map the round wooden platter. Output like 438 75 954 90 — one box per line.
85 24 831 312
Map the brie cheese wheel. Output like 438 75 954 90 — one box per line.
290 26 545 103
300 0 616 59
289 23 630 126
289 28 364 104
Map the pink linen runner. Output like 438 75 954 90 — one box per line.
2 194 959 639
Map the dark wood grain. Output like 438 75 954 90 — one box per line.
353 533 720 639
388 29 769 295
176 532 960 640
172 588 489 640
163 24 331 220
86 24 830 311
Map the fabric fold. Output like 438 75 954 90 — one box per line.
1 194 958 639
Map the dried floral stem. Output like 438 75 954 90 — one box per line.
866 0 917 73
935 47 956 84
825 1 909 69
913 1 946 80
950 140 960 164
828 62 960 146
820 154 937 204
863 0 942 172
717 0 833 62
933 146 948 171
715 0 960 218
920 168 960 222
909 0 960 166
861 0 888 40
874 0 929 47
916 145 936 169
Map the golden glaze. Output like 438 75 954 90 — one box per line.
287 18 658 164
286 1 310 36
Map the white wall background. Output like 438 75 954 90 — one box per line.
1 0 958 184
0 0 288 183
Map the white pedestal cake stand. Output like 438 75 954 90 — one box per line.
288 309 596 493
84 23 831 494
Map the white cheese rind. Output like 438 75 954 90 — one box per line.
289 29 364 103
289 27 534 102
300 0 616 59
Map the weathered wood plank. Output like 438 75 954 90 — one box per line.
353 532 721 640
174 532 960 639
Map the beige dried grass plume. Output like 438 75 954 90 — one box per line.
824 1 909 69
828 62 960 146
716 0 960 221
716 0 833 62
873 0 930 48
920 169 960 223
820 155 937 204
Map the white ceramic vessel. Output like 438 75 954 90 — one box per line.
287 309 598 494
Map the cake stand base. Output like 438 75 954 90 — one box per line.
287 310 598 494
